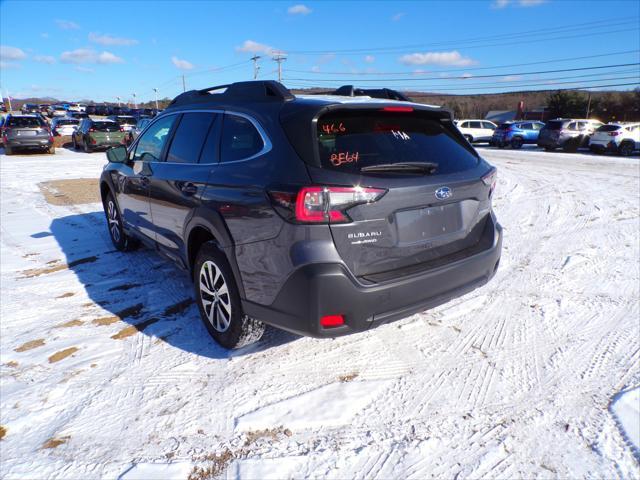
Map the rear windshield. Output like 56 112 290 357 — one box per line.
596 125 620 132
316 110 478 175
7 117 44 128
545 121 567 130
92 122 120 132
497 123 512 130
56 119 79 126
116 116 137 125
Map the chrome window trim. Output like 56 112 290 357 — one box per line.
133 108 272 165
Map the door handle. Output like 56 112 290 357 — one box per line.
179 182 198 195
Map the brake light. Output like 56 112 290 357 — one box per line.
294 186 386 223
89 128 95 132
482 168 497 198
120 127 125 132
320 314 344 328
381 106 413 112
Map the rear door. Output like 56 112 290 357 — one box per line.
312 108 494 279
146 111 220 264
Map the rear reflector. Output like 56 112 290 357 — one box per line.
320 314 344 328
381 106 414 112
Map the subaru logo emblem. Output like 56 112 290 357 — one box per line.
435 186 452 200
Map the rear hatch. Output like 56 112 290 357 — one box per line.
591 124 620 143
539 120 566 142
89 121 125 144
5 116 48 140
308 107 495 280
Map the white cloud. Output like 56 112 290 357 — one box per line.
75 66 94 73
318 53 335 64
399 50 477 67
287 4 312 15
34 55 56 64
235 40 281 56
60 48 124 64
0 45 27 61
0 61 20 69
311 65 321 72
89 32 138 46
55 19 80 30
391 12 405 21
500 75 523 82
40 33 49 39
492 0 546 8
364 55 375 63
171 56 194 70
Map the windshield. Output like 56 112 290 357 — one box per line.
545 120 567 130
56 119 79 126
7 117 45 128
92 122 120 132
316 110 478 175
596 125 620 132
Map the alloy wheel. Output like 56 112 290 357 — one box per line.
107 200 121 243
199 260 232 332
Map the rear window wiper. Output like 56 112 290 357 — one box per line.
360 162 438 175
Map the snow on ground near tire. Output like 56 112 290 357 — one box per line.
1 147 638 479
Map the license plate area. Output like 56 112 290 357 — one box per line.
18 130 37 136
395 203 463 246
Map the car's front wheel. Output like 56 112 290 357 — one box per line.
194 242 264 349
103 192 138 251
510 136 523 149
618 141 634 157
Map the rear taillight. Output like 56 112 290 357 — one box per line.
119 127 124 132
609 131 621 136
89 128 95 132
270 186 386 224
482 168 497 199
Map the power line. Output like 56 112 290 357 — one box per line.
283 62 640 83
285 50 640 75
273 53 287 82
285 17 639 55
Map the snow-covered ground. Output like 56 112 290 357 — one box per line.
1 146 639 479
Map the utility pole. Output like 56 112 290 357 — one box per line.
272 53 286 83
250 55 261 80
132 93 137 109
6 90 12 112
182 75 186 92
116 96 121 107
586 92 592 119
153 88 159 110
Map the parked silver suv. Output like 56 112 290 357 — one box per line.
537 118 603 152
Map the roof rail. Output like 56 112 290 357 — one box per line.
167 80 295 108
330 85 411 102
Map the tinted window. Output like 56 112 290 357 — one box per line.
520 123 532 130
316 110 478 175
469 121 483 129
482 122 496 129
199 114 222 164
221 114 264 162
459 122 468 128
56 119 79 126
597 125 621 132
545 120 567 130
116 116 137 125
134 115 176 162
6 117 44 128
497 123 512 130
92 121 120 132
166 113 216 164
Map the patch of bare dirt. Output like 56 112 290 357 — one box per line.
339 372 359 382
48 347 78 363
38 178 100 206
163 299 193 317
55 319 84 328
42 436 70 449
0 426 6 440
5 361 19 368
111 318 159 340
56 292 75 299
93 303 144 328
108 283 141 292
188 449 234 480
15 339 45 352
20 256 97 278
92 316 119 326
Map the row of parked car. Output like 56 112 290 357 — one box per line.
455 118 639 156
20 102 162 119
0 111 153 155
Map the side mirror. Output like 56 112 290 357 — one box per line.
106 145 128 163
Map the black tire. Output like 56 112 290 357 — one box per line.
544 146 555 152
510 136 523 149
464 135 473 143
618 141 634 157
4 145 13 155
497 142 505 149
563 137 579 153
103 192 138 251
83 138 92 153
72 136 78 150
48 146 55 155
193 241 265 349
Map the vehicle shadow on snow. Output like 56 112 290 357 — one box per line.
49 212 299 359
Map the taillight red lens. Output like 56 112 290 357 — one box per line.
294 186 386 224
381 106 413 112
320 314 344 328
482 168 497 198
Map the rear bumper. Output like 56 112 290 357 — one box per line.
243 216 503 338
5 138 52 149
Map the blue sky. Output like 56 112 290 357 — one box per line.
1 0 638 102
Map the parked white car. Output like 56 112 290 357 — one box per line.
589 122 639 156
455 119 497 143
50 117 80 137
68 103 87 113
